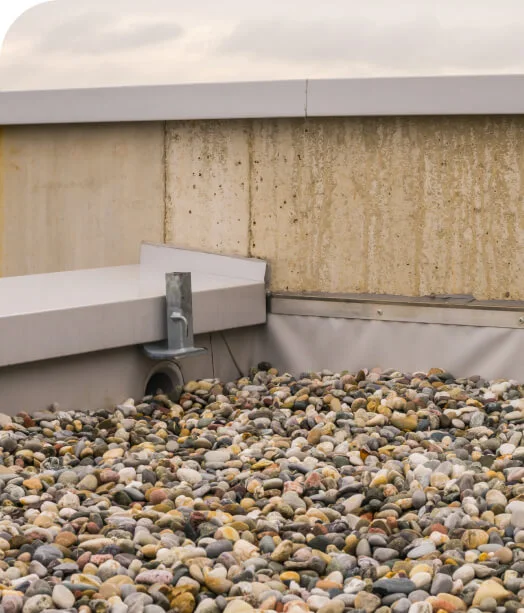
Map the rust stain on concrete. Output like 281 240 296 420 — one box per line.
248 116 524 300
163 115 524 299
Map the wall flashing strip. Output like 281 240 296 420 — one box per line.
269 293 524 329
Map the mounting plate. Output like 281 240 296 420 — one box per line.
143 344 207 360
143 272 207 361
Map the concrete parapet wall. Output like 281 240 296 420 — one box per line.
1 116 523 299
0 123 164 276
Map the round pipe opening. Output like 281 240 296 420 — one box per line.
144 361 183 397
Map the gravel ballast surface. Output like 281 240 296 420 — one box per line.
0 365 522 613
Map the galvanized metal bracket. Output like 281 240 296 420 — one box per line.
143 272 207 360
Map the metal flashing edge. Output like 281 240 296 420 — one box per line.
269 292 524 329
2 74 524 125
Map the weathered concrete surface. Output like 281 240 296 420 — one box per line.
167 117 524 300
1 117 523 300
0 128 4 277
165 120 251 255
0 123 164 276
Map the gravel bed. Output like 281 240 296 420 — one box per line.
0 365 522 613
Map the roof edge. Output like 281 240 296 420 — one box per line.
1 74 524 125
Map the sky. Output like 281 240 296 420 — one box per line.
1 0 524 90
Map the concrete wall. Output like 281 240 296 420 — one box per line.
1 116 524 299
0 123 164 276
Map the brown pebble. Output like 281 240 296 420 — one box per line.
148 488 168 504
76 552 92 569
55 532 78 548
493 547 513 563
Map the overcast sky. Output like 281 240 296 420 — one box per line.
1 0 524 90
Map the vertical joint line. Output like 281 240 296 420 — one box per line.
162 120 169 244
305 79 309 118
247 122 254 257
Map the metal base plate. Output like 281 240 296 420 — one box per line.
143 342 207 360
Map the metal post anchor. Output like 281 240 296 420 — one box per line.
143 272 207 360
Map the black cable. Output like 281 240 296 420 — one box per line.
220 331 244 378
